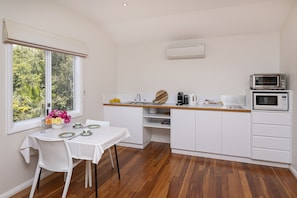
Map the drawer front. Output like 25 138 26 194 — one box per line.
253 136 291 150
252 124 290 138
252 112 291 125
252 148 291 163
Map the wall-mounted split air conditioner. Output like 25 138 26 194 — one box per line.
166 43 205 59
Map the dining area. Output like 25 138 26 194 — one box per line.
19 119 130 198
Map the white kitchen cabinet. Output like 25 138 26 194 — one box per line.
122 107 144 144
104 106 146 145
172 109 250 157
103 106 122 127
196 111 222 154
222 112 250 157
171 109 196 151
251 111 292 163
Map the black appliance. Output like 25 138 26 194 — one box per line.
177 92 184 105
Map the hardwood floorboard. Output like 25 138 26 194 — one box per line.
11 142 297 198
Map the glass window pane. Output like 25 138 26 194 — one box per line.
12 45 45 122
51 52 74 111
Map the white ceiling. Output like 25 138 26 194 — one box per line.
54 0 295 45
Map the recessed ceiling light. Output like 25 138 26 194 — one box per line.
122 3 128 7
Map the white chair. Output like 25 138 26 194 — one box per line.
29 137 74 198
84 119 114 188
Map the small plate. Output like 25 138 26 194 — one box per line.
86 124 100 129
80 131 92 136
59 132 75 138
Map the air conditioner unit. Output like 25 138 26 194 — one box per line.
166 43 205 59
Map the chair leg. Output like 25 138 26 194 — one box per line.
61 169 73 198
29 166 42 198
108 148 115 168
114 145 120 180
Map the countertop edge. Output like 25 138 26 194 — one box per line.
103 103 251 113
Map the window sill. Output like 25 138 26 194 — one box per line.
9 111 83 134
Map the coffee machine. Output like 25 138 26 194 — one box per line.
176 92 184 105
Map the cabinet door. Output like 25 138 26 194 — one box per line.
196 111 221 154
222 112 250 157
104 106 143 144
103 106 123 127
171 109 196 151
122 107 143 144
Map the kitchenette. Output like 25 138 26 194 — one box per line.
2 1 297 197
103 73 292 169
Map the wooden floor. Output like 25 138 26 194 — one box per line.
12 142 297 198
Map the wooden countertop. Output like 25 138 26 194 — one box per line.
103 103 251 113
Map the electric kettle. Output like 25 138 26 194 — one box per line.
189 94 198 105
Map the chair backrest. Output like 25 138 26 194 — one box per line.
85 119 110 127
36 137 73 172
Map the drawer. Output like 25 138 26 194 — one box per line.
253 136 291 150
252 148 291 163
252 124 290 138
252 112 291 125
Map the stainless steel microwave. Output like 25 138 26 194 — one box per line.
250 74 286 90
253 92 288 111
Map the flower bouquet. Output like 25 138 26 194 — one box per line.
45 109 71 129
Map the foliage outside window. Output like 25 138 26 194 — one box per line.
51 51 74 111
8 44 81 133
12 45 45 121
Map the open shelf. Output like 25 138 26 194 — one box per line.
143 121 170 129
143 108 171 130
143 113 170 119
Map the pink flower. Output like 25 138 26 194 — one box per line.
46 109 71 124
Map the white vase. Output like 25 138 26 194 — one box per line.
52 123 64 129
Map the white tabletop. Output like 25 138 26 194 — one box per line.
20 125 130 164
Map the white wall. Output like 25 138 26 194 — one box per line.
0 0 116 196
280 0 297 171
116 33 280 98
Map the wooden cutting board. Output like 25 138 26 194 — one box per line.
153 90 168 104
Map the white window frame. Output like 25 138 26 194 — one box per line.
6 44 83 134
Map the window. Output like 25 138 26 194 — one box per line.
7 44 82 133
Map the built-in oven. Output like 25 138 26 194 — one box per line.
253 92 289 111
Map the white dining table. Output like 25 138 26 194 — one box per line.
20 124 130 197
